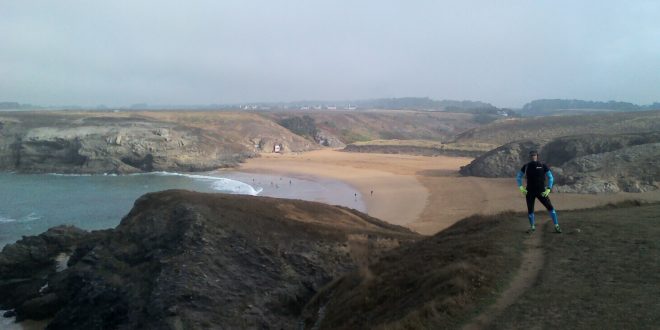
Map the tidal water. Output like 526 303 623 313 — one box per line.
0 171 365 248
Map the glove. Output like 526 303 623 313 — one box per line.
519 186 527 196
541 188 551 198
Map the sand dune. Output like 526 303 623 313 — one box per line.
240 149 660 235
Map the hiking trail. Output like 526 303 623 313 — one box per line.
462 225 546 330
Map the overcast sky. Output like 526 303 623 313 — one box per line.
1 1 659 108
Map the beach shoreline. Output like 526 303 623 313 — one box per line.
216 170 367 213
237 150 431 229
239 149 660 235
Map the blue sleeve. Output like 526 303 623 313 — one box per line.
516 171 524 186
546 170 554 189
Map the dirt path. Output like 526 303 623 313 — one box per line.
462 227 546 330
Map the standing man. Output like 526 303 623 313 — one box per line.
516 150 561 233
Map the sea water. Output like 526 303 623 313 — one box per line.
0 172 365 249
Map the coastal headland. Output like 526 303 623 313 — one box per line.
2 109 660 328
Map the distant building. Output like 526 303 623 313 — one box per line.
273 143 282 153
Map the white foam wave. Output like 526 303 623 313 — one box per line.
140 171 263 196
22 212 42 222
0 216 16 223
48 173 92 177
0 212 41 224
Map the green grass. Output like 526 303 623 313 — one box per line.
491 202 660 329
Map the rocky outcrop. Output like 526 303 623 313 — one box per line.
0 226 88 316
0 190 418 329
0 113 320 174
458 139 547 177
315 129 345 148
0 115 251 173
460 132 660 193
553 143 660 193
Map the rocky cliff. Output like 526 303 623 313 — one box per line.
458 139 549 178
553 143 660 193
0 190 418 329
0 112 316 174
459 132 660 193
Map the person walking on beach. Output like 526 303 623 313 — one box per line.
516 150 561 233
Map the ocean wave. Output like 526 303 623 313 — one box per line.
0 212 41 224
48 173 93 177
22 212 42 222
38 171 264 196
137 171 263 196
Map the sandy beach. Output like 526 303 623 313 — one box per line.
240 150 660 235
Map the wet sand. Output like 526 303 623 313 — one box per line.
240 150 660 235
217 171 367 213
238 151 428 227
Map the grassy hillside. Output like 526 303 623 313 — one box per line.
492 201 660 329
454 110 660 146
303 202 660 329
301 212 527 329
2 110 487 154
520 99 660 116
343 139 494 157
138 110 316 150
261 110 480 144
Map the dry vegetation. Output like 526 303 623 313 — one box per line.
137 111 315 149
491 201 660 329
454 110 660 145
342 139 493 157
262 110 480 143
301 202 660 329
351 139 495 151
301 212 527 329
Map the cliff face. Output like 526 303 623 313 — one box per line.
0 112 316 174
459 132 660 193
0 190 418 329
0 114 248 173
